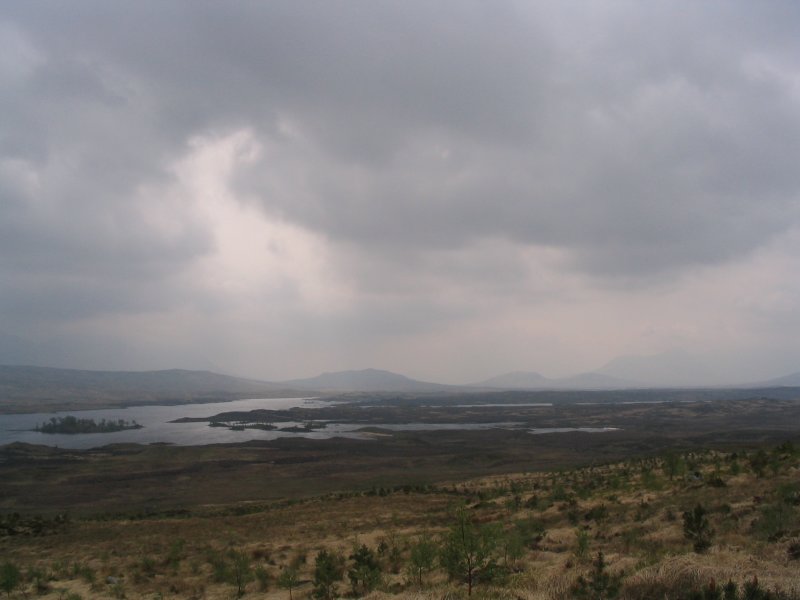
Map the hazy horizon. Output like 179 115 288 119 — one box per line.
2 3 800 386
1 355 796 390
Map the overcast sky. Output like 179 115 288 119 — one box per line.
2 2 800 385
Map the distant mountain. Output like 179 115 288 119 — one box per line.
556 372 638 389
472 370 638 390
0 365 303 413
475 371 551 388
749 371 800 387
279 368 452 392
597 350 719 387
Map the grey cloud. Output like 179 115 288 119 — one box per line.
6 2 799 283
223 3 800 280
2 2 800 377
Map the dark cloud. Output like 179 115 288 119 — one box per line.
1 2 800 379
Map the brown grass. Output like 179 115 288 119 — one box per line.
2 444 799 599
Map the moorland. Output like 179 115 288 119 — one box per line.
1 389 800 599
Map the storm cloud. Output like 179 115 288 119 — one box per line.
2 2 800 383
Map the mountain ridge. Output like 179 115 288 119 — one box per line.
3 364 799 413
277 368 455 392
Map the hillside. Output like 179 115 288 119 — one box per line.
0 365 305 413
279 368 454 392
1 440 798 599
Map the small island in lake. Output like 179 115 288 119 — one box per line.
34 416 143 434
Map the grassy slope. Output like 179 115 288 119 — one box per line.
1 442 799 600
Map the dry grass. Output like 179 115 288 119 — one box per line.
2 444 799 599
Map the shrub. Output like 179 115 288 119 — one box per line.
585 504 609 524
408 537 437 587
683 504 713 553
72 563 95 586
752 503 796 542
312 549 343 600
723 580 738 600
165 539 185 571
1 562 21 598
515 517 546 547
278 566 299 600
228 550 253 598
440 505 500 596
206 550 228 583
254 565 270 592
743 576 767 600
777 483 800 506
347 544 381 596
27 566 51 594
139 556 157 578
788 541 800 560
749 450 769 478
575 528 590 559
571 551 621 599
109 581 126 599
662 453 687 481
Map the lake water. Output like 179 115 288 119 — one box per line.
529 427 620 434
0 397 328 449
0 398 617 449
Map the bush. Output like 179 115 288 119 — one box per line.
206 550 228 583
27 566 51 595
139 556 157 578
312 549 343 600
1 562 21 598
749 450 769 478
575 528 590 559
788 541 800 560
254 565 269 592
585 504 609 524
347 544 381 596
572 551 621 599
440 505 500 596
408 537 437 587
72 563 95 586
278 566 299 600
752 503 796 542
683 504 713 553
228 550 253 598
165 539 185 571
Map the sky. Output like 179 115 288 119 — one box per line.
2 2 800 386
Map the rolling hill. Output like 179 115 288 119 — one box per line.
0 365 304 413
278 368 454 392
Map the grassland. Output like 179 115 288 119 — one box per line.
1 441 799 599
